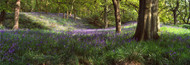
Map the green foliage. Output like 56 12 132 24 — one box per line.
0 25 5 29
0 0 15 12
167 24 190 29
121 0 139 22
159 0 190 24
84 14 105 28
182 24 190 29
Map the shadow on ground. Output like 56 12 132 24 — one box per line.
2 13 51 30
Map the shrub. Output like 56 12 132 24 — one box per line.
0 25 5 29
182 24 190 29
84 14 105 28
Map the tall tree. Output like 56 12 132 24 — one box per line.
35 0 38 12
164 0 180 25
134 0 159 41
172 0 179 25
70 0 76 16
0 0 12 25
177 0 190 24
104 0 108 28
112 0 121 33
13 0 21 30
0 10 6 25
151 0 160 38
188 0 190 24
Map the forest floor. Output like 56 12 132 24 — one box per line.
22 12 92 30
23 12 137 31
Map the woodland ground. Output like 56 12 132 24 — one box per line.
0 12 190 65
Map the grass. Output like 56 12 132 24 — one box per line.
170 24 190 29
1 12 94 30
2 13 49 30
0 25 190 65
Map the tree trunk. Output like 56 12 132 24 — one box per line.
63 12 66 19
36 0 38 12
173 11 177 25
40 0 42 12
112 0 121 33
13 0 20 30
173 0 179 25
45 0 48 13
70 0 75 16
57 0 60 16
30 0 34 12
74 9 76 21
151 0 159 39
134 0 146 41
134 0 159 41
84 9 86 17
69 11 72 16
157 16 160 32
0 10 6 25
58 6 60 16
144 0 152 40
104 0 108 28
67 11 69 19
188 0 190 24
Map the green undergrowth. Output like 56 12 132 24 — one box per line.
0 25 190 65
2 13 49 30
1 12 96 30
170 24 190 29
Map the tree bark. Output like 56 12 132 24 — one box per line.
13 0 20 30
57 0 60 16
134 0 159 41
173 0 179 25
151 0 159 39
112 0 121 33
134 0 147 41
144 0 152 40
63 12 66 19
104 0 108 28
36 0 38 11
173 11 177 25
188 0 190 24
45 0 48 13
74 9 76 21
67 11 69 19
157 16 160 32
70 0 75 16
0 10 6 25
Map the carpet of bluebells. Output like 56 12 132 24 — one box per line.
0 24 190 65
